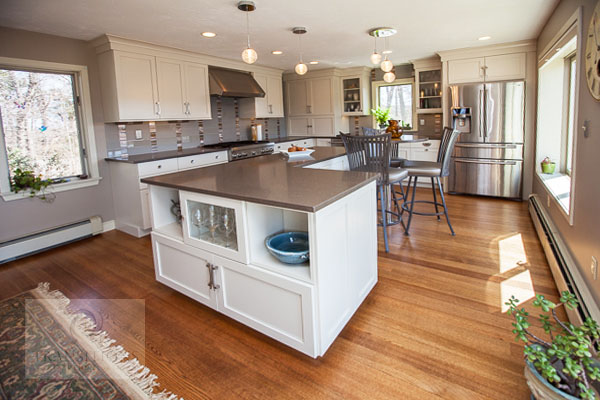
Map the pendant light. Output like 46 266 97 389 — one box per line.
293 27 308 75
380 37 393 72
370 36 382 65
383 71 396 83
368 27 396 72
238 1 257 64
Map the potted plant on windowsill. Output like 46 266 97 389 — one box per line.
541 157 556 174
10 168 57 202
371 106 391 129
506 292 600 399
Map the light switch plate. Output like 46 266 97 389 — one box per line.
182 136 190 143
420 119 425 126
592 256 598 280
135 129 143 140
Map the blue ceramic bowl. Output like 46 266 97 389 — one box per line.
265 231 309 265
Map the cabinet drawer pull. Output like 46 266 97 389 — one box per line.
190 159 195 164
269 104 273 114
423 142 432 147
157 165 162 169
155 102 161 116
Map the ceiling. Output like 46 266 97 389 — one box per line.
0 0 559 72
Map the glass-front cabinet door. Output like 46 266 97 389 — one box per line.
180 191 248 264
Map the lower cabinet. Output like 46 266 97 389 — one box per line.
152 232 217 309
215 255 315 355
151 232 316 356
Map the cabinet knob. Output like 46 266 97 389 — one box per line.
190 159 195 163
157 165 162 169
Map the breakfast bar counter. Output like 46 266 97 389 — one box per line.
141 147 377 212
142 147 378 358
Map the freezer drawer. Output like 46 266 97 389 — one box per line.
453 143 523 160
449 158 522 198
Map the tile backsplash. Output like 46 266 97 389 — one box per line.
105 96 286 156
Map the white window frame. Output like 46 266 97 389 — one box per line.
535 7 581 226
371 78 417 131
0 57 101 201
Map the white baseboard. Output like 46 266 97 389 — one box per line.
102 220 116 232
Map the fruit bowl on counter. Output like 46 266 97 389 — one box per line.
280 146 315 158
265 231 309 264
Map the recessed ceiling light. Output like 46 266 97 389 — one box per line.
478 36 491 41
309 61 319 64
382 50 392 54
272 50 283 55
202 32 217 38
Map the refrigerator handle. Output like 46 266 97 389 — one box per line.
483 85 488 140
478 89 484 138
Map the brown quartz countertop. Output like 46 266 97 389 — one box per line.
141 147 377 212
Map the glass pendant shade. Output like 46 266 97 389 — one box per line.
380 58 393 72
295 62 308 75
370 52 382 65
242 47 258 64
383 71 396 83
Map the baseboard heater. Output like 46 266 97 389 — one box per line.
0 216 103 264
529 195 600 326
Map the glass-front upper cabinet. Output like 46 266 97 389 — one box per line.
417 69 442 114
341 68 371 116
180 191 248 264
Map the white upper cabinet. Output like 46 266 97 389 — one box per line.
245 73 284 118
287 80 310 116
448 53 526 84
98 50 211 122
113 52 159 120
183 62 211 119
484 53 527 82
266 75 284 117
156 58 186 119
448 57 485 84
286 77 333 116
309 78 333 115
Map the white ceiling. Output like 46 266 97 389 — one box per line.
0 0 558 72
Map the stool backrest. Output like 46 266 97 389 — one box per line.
438 127 461 177
362 127 381 136
341 133 391 185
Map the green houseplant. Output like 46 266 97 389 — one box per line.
10 168 55 202
506 292 600 399
371 107 391 129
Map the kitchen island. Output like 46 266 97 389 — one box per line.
141 148 378 357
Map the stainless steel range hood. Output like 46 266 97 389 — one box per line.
208 66 265 98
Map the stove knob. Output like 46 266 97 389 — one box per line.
251 151 256 156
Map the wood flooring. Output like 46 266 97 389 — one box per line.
0 190 562 400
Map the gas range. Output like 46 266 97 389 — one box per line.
202 140 275 161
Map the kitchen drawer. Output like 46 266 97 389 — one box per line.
177 151 227 170
137 158 178 178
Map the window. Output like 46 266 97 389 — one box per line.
0 57 99 199
565 54 576 176
536 21 579 222
373 78 414 129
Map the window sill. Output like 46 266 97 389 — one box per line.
1 177 102 202
536 171 572 221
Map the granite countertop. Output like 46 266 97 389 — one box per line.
141 147 377 212
104 146 226 164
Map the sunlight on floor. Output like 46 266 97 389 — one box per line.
498 233 528 274
495 233 535 312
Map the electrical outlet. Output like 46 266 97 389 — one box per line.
135 129 143 140
420 119 425 126
182 135 190 143
592 256 598 280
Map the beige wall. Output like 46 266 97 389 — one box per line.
0 27 114 242
534 0 600 303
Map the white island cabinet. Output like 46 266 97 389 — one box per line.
144 153 377 357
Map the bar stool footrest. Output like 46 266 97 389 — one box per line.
401 200 445 217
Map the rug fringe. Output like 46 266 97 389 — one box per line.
35 282 184 400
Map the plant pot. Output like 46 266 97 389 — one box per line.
524 361 579 400
541 162 556 174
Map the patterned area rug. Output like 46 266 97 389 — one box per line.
0 283 183 400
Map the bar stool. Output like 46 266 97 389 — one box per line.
341 133 408 252
398 127 461 236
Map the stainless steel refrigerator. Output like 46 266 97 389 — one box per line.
448 81 525 198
